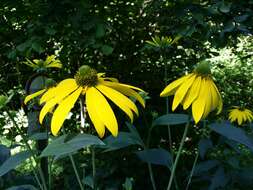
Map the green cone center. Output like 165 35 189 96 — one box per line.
194 60 211 76
74 65 98 87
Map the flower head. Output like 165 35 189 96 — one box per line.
229 106 253 125
24 78 57 105
23 55 62 70
27 65 145 138
160 60 223 123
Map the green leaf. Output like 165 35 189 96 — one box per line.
95 24 105 38
198 138 213 159
209 122 253 152
152 114 189 127
219 2 231 13
29 132 48 140
6 185 38 190
101 45 114 55
103 132 143 152
136 148 172 168
126 122 144 147
0 151 33 176
40 134 104 157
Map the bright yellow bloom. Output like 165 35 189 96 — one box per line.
23 55 62 69
27 65 145 138
160 61 223 123
229 106 253 125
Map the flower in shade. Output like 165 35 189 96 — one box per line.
23 55 62 70
160 60 223 123
26 65 145 138
229 106 253 125
24 79 57 105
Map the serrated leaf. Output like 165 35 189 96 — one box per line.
0 151 33 176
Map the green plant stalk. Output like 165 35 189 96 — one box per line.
91 147 96 189
163 56 179 190
142 108 157 190
5 109 47 190
185 152 199 190
48 158 52 190
69 154 84 190
166 120 190 190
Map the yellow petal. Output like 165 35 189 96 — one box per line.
211 81 223 114
172 74 196 111
39 83 78 124
96 84 136 122
86 87 118 137
85 95 106 138
202 79 212 118
51 87 82 136
40 79 77 104
160 74 193 97
183 76 201 110
192 78 208 123
24 89 46 104
237 112 243 125
100 80 145 107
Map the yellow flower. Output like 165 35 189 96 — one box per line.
30 65 145 138
229 106 253 125
23 55 62 69
24 79 57 104
160 61 223 123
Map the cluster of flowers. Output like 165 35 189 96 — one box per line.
25 56 253 138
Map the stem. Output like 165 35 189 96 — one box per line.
48 158 52 190
91 147 96 189
6 110 47 190
142 108 157 190
166 120 190 190
69 154 84 190
185 152 199 190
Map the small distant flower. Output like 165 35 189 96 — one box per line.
26 65 145 138
229 106 253 125
146 35 181 49
160 60 223 123
23 55 62 70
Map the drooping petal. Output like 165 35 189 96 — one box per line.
160 74 193 97
211 81 223 114
182 76 201 110
96 84 136 122
202 79 213 118
51 87 82 136
86 87 118 137
172 74 196 111
40 79 77 104
39 83 79 124
192 78 208 123
100 80 145 107
24 89 46 104
85 94 106 138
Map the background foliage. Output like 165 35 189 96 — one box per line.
0 0 253 190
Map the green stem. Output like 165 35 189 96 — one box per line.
48 158 52 190
69 154 84 190
142 108 157 190
166 120 190 190
185 151 199 190
6 109 47 190
91 147 96 189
